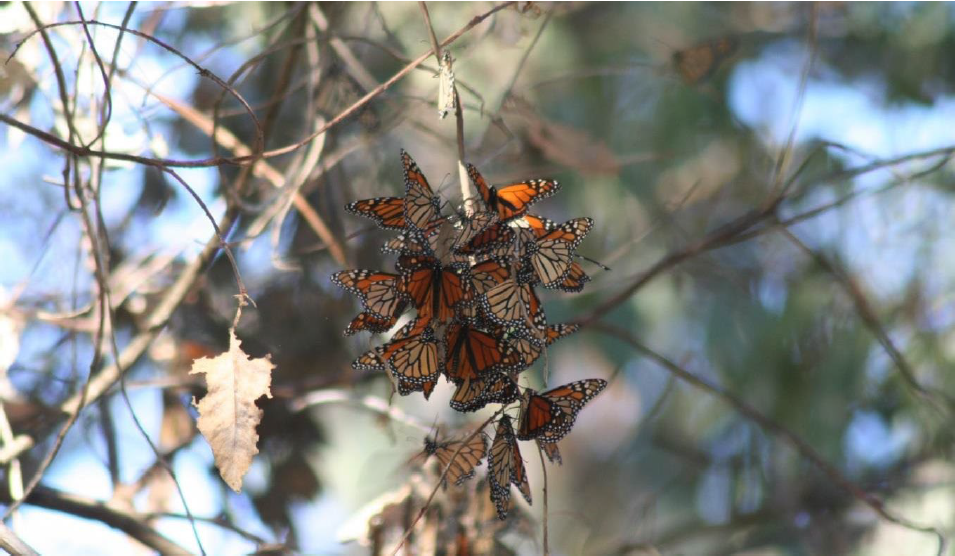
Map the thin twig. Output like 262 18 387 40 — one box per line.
0 486 190 554
0 209 238 465
0 521 39 556
537 442 550 556
391 409 503 555
593 323 948 555
780 228 954 414
291 390 431 433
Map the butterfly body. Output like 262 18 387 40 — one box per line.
517 379 607 443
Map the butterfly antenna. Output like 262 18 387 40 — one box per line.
576 253 611 272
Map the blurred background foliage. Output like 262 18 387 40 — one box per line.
1 2 955 554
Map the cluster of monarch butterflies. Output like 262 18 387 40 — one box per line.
332 150 607 520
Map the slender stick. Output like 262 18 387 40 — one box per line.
593 323 948 555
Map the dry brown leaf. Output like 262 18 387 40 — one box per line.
190 328 273 492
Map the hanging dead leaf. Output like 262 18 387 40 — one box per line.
190 328 273 492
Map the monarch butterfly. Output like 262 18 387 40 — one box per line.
488 415 532 520
398 377 436 399
343 310 401 336
380 325 443 385
398 254 468 323
521 217 594 287
461 258 511 309
402 150 444 234
331 270 407 320
517 379 607 443
345 196 406 230
384 211 450 254
445 321 522 382
520 213 559 236
467 164 560 223
451 211 497 253
423 432 488 486
449 372 520 412
482 273 546 337
538 440 562 466
673 37 738 85
549 261 591 293
455 220 516 257
352 345 385 371
504 323 580 367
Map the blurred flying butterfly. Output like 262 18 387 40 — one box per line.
488 415 532 520
423 432 488 486
673 37 738 85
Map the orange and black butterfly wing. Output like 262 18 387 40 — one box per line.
445 323 521 382
550 261 591 292
507 331 543 368
467 163 497 213
465 258 511 307
516 389 558 441
401 150 443 233
343 310 400 336
398 255 438 320
386 327 442 385
525 217 593 286
449 376 486 412
522 213 559 239
427 433 488 486
467 164 560 222
452 211 497 253
488 415 531 520
331 269 406 319
450 372 518 412
397 377 436 399
494 179 561 222
481 372 520 406
517 379 608 443
438 265 468 322
483 277 546 337
456 221 516 257
352 346 385 371
539 440 562 465
345 197 405 230
545 323 580 346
